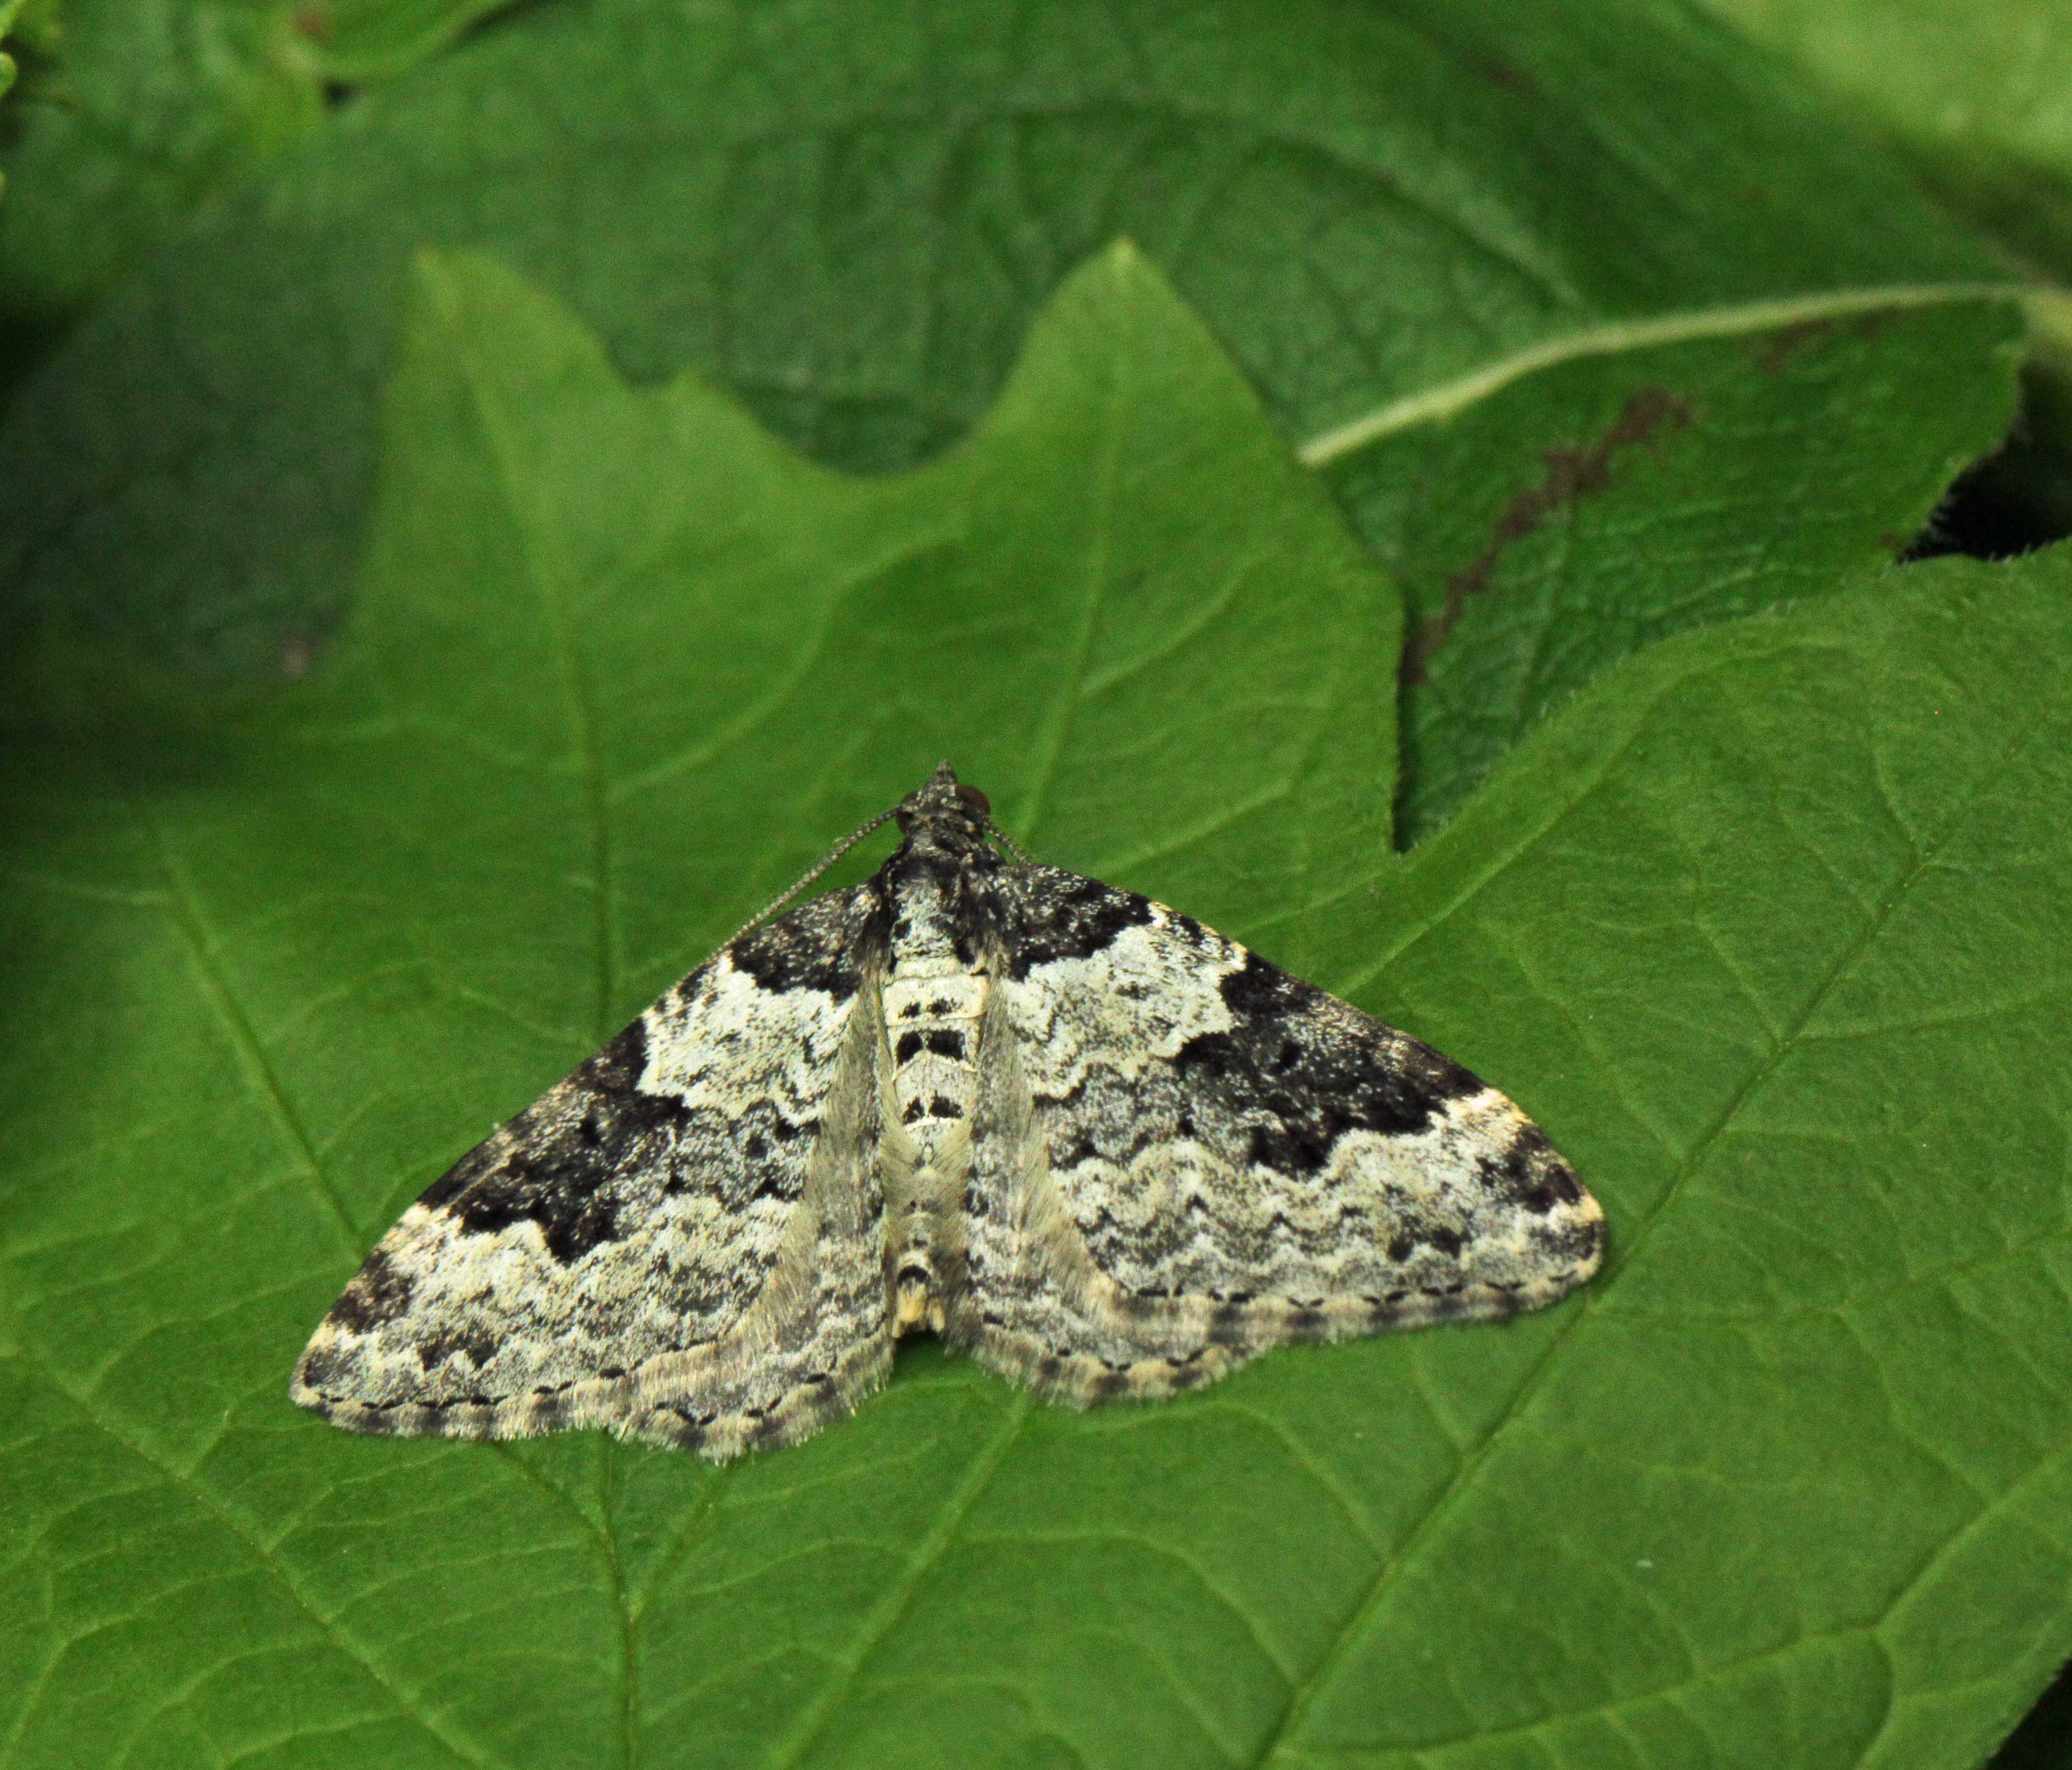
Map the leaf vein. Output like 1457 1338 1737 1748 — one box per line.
1252 639 2067 1766
4 1352 507 1770
120 792 362 1258
760 1394 1033 1770
1297 282 2024 468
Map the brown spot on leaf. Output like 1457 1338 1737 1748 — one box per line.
1754 319 1833 376
293 4 331 38
1401 386 1693 685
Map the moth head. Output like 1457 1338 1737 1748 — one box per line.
895 763 989 837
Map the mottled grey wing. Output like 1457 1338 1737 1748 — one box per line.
291 885 891 1461
956 866 1603 1404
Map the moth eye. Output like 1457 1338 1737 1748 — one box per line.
954 783 991 816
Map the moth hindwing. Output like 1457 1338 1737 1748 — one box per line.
293 764 1603 1460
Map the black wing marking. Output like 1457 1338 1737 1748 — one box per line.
953 866 1602 1403
291 883 895 1460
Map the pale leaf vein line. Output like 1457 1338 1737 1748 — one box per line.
762 1396 1033 1770
117 789 362 1257
436 256 617 1044
9 1349 504 1770
1014 310 1129 843
1296 280 2024 469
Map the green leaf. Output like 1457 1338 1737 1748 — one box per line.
1689 0 2072 278
1679 0 2072 568
5 247 2070 1770
305 0 523 81
0 0 328 331
0 0 515 344
0 0 2023 831
1313 295 2025 839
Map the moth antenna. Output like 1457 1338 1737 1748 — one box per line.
726 805 898 943
986 819 1037 869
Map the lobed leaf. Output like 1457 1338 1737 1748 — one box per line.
2 245 2067 1770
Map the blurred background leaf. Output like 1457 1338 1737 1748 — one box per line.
0 0 520 372
0 0 331 356
0 0 25 202
1691 0 2072 276
0 0 2028 840
1692 0 2072 557
303 0 528 79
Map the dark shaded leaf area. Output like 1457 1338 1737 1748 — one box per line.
0 0 2024 845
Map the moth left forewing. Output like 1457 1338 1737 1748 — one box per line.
291 883 893 1460
955 865 1603 1405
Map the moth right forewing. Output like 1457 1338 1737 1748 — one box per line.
950 864 1602 1405
949 961 1209 1403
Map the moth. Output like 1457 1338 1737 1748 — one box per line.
293 764 1603 1460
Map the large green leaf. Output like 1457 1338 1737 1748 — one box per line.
0 0 2024 834
5 246 2069 1770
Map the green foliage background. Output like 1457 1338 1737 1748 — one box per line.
2 4 2071 1768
